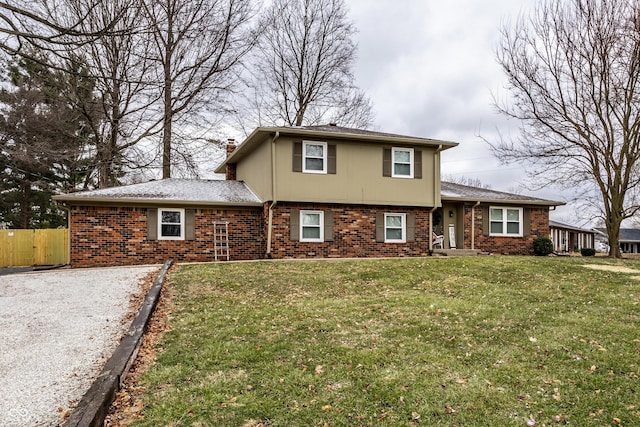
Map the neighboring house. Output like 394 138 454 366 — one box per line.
54 125 564 267
549 220 595 252
595 228 640 253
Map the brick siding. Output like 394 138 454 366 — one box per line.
68 205 263 267
464 204 550 255
267 202 431 258
68 201 550 266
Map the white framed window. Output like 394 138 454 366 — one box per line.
489 207 523 236
392 147 414 178
302 141 327 173
385 213 406 242
300 210 324 242
158 208 185 240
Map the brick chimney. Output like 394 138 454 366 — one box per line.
225 138 237 181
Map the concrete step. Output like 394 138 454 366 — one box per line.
432 249 484 256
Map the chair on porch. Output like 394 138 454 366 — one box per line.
432 232 444 249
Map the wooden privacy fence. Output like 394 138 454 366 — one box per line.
0 229 69 267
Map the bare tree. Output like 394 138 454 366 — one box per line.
493 0 640 258
442 175 492 189
245 0 373 128
143 0 257 179
0 1 125 62
62 0 162 188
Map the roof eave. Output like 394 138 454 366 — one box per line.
215 126 459 173
53 195 263 207
440 196 565 206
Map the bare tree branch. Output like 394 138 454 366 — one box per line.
242 0 373 129
493 0 640 258
142 0 258 178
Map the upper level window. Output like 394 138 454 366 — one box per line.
385 213 406 242
392 147 414 178
300 210 324 242
489 207 522 236
158 208 185 240
303 141 327 174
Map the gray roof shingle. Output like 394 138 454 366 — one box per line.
441 181 563 206
53 179 262 206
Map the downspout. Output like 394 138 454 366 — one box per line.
55 201 71 265
429 206 438 252
471 201 480 250
265 131 280 257
430 145 443 253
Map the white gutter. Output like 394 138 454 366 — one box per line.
430 145 443 253
429 207 438 252
266 131 280 257
471 201 481 250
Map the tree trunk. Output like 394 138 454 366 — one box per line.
162 16 174 179
19 182 31 229
605 196 624 258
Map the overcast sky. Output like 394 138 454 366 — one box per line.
345 0 578 222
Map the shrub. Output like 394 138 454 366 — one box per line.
581 248 596 257
533 236 554 256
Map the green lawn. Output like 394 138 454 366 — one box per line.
134 257 640 426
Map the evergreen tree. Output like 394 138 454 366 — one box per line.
0 54 100 228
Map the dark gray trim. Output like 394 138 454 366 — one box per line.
185 209 195 240
147 208 157 240
292 141 302 172
290 209 300 240
382 148 391 177
327 144 337 174
523 208 531 236
324 210 334 241
482 205 489 237
376 212 385 242
407 213 416 242
414 150 422 179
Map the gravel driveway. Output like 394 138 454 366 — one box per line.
0 265 160 427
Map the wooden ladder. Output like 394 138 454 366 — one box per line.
213 221 230 261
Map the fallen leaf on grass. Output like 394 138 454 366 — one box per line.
589 409 604 418
551 414 569 423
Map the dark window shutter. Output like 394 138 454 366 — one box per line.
407 213 416 242
482 205 489 237
327 144 337 174
147 208 158 240
185 209 195 240
414 150 422 179
324 210 334 241
376 212 385 242
382 148 391 177
290 209 300 241
523 208 531 236
292 141 302 172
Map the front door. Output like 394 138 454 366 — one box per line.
441 203 463 249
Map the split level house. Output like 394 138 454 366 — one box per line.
54 125 564 267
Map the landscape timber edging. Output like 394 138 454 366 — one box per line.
63 259 173 427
